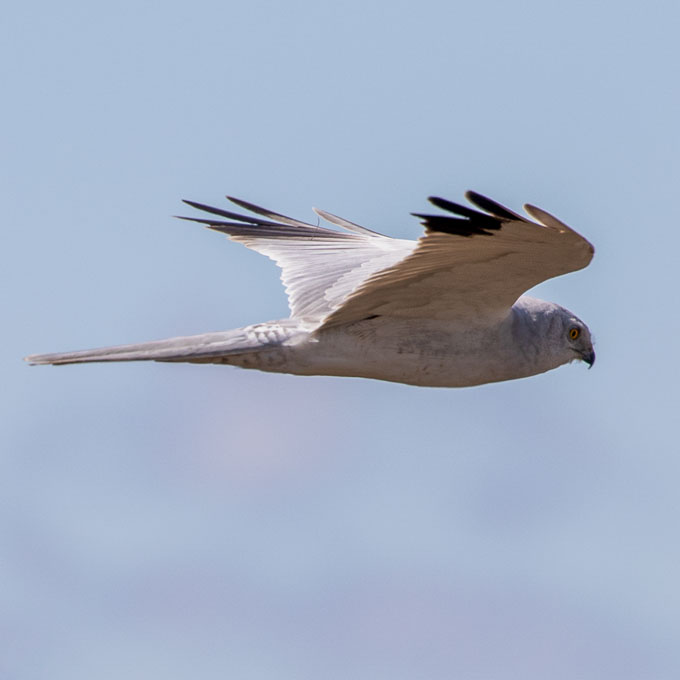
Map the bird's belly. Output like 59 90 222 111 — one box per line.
279 318 527 387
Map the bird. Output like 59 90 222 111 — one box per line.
25 191 595 387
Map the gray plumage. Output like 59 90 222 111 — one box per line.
25 191 595 387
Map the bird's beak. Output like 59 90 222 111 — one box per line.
581 348 596 369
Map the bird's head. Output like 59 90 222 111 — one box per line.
514 297 595 370
553 306 595 368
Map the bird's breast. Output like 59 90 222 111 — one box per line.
283 316 531 387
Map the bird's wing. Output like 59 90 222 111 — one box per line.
317 191 594 329
180 192 593 329
179 197 415 322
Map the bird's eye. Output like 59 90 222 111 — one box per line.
569 327 580 340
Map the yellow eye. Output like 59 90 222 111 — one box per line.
569 327 580 340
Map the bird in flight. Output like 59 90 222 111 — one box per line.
26 191 595 387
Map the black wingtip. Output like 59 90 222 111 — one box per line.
464 191 524 221
225 195 269 214
174 215 248 230
181 198 287 226
427 196 480 219
225 195 317 228
413 194 503 237
175 215 218 227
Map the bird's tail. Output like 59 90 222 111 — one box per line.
24 321 303 366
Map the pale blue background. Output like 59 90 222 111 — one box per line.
3 1 679 678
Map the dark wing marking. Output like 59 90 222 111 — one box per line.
178 198 358 240
226 196 317 228
181 199 292 227
312 207 384 237
411 194 521 237
464 191 526 221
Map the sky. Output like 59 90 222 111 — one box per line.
2 1 679 678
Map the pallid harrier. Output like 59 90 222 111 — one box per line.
26 191 595 387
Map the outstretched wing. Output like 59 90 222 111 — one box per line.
318 191 594 328
179 197 415 323
181 191 593 329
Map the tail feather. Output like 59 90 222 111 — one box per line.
24 324 296 366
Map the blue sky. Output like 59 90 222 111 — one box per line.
3 1 679 678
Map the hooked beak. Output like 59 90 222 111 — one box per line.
581 348 596 369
